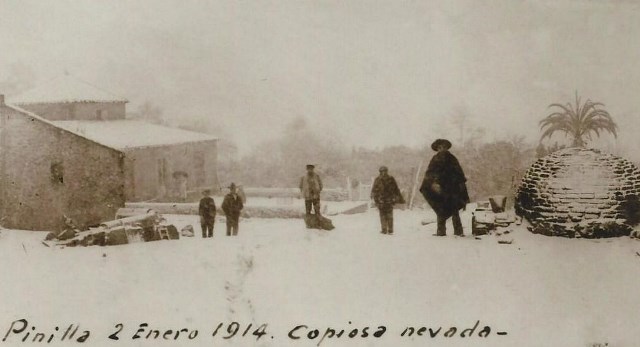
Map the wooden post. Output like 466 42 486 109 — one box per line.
409 159 424 209
0 99 6 217
407 166 416 205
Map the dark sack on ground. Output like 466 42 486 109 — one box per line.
304 214 335 230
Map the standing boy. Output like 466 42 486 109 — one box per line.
198 189 216 238
371 166 405 235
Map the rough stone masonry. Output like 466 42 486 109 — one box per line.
516 147 640 238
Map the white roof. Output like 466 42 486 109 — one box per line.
52 120 217 150
10 74 128 104
4 103 121 152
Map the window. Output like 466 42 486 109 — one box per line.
51 162 64 184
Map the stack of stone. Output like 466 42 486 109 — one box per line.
515 147 640 238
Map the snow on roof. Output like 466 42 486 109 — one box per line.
4 103 122 153
52 120 218 150
10 74 128 105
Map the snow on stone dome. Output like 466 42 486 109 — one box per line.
515 147 640 238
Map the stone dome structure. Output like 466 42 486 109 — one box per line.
515 147 640 238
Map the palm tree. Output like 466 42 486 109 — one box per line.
539 93 617 147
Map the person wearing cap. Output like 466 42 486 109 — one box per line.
420 139 470 236
371 166 405 235
299 164 323 216
198 189 216 238
222 183 244 236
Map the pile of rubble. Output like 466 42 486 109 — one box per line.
45 209 179 247
472 196 521 236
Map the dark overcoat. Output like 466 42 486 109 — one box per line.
199 196 216 222
419 150 470 218
222 193 244 219
371 175 405 208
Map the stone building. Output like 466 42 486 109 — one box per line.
515 147 640 238
52 120 218 201
0 95 125 231
0 76 219 230
11 74 219 202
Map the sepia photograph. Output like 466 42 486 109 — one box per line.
1 1 640 346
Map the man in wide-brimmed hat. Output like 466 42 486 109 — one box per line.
198 189 216 238
371 166 405 235
299 164 323 216
420 139 469 236
222 183 244 236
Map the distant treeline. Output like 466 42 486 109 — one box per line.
217 125 544 204
138 108 556 204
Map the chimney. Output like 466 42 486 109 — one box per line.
0 94 4 106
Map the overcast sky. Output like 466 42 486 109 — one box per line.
1 0 640 156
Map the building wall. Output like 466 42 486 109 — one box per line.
18 102 126 121
123 140 218 201
0 105 125 231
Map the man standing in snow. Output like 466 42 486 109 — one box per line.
198 189 216 238
222 183 244 236
299 164 323 216
371 166 405 235
420 139 470 236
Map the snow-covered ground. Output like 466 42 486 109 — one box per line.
1 209 640 346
